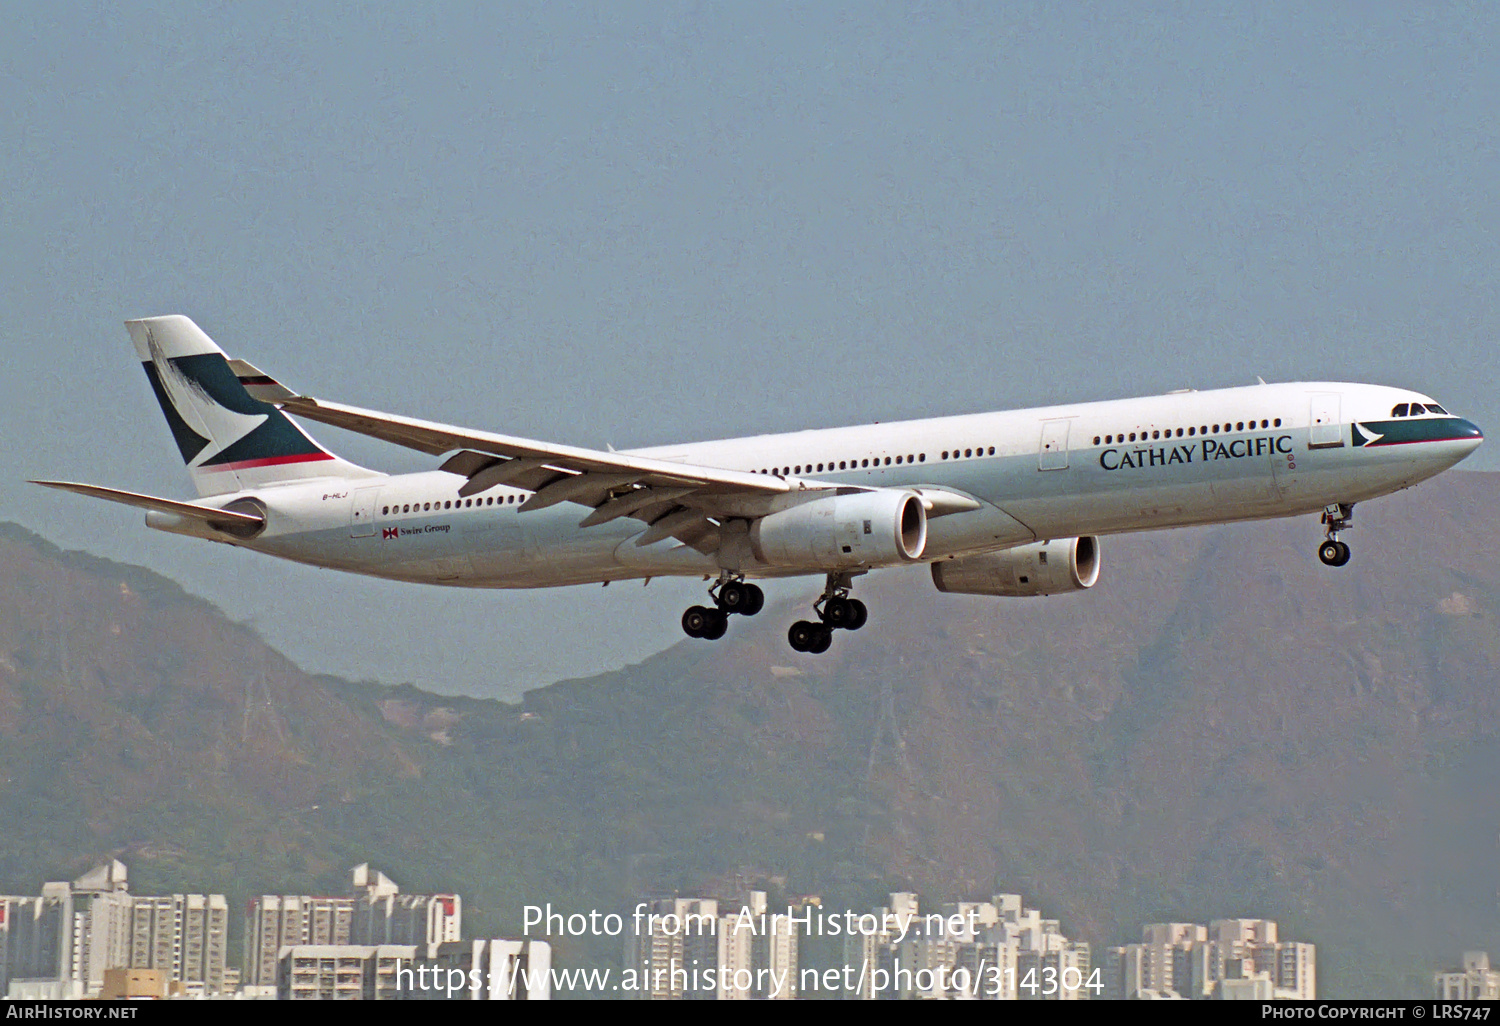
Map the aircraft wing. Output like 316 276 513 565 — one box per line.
233 361 800 551
234 363 984 553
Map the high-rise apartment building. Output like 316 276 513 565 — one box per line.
1102 919 1315 999
128 893 229 996
628 890 798 1000
3 861 229 998
843 892 1091 1000
245 864 460 987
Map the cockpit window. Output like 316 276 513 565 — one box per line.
1391 404 1409 417
1426 403 1449 415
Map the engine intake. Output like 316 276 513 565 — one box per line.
751 490 927 570
931 536 1100 597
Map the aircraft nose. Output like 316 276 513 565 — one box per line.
1454 418 1484 444
1446 418 1484 465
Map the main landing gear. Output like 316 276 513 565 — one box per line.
788 573 869 654
682 577 765 641
1318 503 1354 567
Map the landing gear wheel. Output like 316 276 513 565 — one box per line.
788 620 820 652
682 605 713 638
742 584 765 616
702 609 729 640
846 599 868 631
1318 540 1350 567
714 581 764 616
807 625 833 654
1318 504 1355 568
718 582 750 613
822 596 854 628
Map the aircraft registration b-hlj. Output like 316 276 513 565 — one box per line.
34 316 1484 654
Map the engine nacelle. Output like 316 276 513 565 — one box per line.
751 490 927 569
930 536 1100 597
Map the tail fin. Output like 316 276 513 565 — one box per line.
126 315 376 496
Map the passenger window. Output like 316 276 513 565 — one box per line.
988 446 995 455
884 457 891 465
1128 434 1136 442
894 456 902 465
1152 430 1159 439
919 453 926 462
1274 418 1281 427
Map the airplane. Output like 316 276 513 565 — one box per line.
33 315 1485 654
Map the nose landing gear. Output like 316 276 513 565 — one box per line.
788 572 869 653
1318 503 1354 567
681 576 765 641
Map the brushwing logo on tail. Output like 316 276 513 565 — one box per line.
141 327 332 471
146 327 268 468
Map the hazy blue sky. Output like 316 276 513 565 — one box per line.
4 3 1496 699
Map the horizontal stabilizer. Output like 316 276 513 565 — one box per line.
228 359 298 403
29 480 264 530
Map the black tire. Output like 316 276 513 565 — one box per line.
742 584 765 617
822 596 853 628
807 625 833 654
788 620 818 652
847 599 868 631
1332 541 1352 567
718 582 748 613
682 605 711 638
1318 541 1342 566
703 609 729 640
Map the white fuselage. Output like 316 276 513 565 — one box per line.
181 381 1482 588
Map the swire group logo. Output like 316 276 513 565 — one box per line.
383 527 400 540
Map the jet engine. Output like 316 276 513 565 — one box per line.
930 536 1100 597
751 489 927 570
